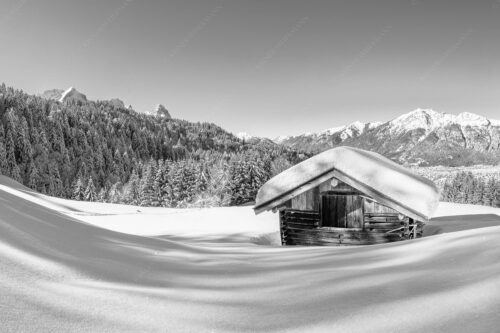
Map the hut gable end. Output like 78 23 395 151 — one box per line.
254 147 439 221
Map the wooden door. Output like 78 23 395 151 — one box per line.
321 194 364 228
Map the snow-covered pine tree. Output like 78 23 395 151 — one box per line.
271 156 292 177
184 160 198 204
97 187 107 202
108 181 123 203
73 178 85 200
5 129 21 182
451 172 464 203
84 177 97 202
122 170 140 205
195 164 208 193
440 180 450 201
153 159 170 207
482 177 493 206
471 178 484 205
0 125 8 175
152 161 163 207
209 158 231 206
463 172 475 204
16 116 33 180
27 165 39 191
139 161 155 206
492 179 500 208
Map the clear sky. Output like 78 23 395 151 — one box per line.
1 0 499 138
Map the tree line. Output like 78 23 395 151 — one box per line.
441 171 500 207
0 83 304 207
71 152 292 207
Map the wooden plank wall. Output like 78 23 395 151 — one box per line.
364 198 397 214
280 207 406 246
291 187 319 211
279 209 320 245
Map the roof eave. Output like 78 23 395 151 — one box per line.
253 169 338 215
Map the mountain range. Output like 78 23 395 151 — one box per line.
274 109 500 166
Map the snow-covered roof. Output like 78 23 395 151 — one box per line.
254 146 440 221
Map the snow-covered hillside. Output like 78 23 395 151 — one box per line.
0 176 499 332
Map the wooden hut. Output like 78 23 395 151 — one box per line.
254 147 440 246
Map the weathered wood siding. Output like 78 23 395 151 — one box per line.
279 208 424 246
279 209 320 245
290 187 319 211
364 198 397 214
285 228 406 246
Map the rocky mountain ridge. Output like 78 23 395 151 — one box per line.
275 109 500 166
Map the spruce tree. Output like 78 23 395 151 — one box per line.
139 162 155 206
27 165 39 190
5 130 21 182
97 188 107 202
483 178 496 206
123 170 140 205
108 181 123 203
84 177 97 202
0 126 8 175
472 178 484 205
492 180 500 208
73 178 85 200
152 160 166 207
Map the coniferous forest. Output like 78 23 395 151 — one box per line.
441 172 500 207
0 84 305 207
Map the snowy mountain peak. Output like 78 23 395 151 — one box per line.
59 87 87 103
389 108 446 132
347 121 366 132
387 108 500 134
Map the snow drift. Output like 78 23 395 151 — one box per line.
0 177 499 332
255 146 440 220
